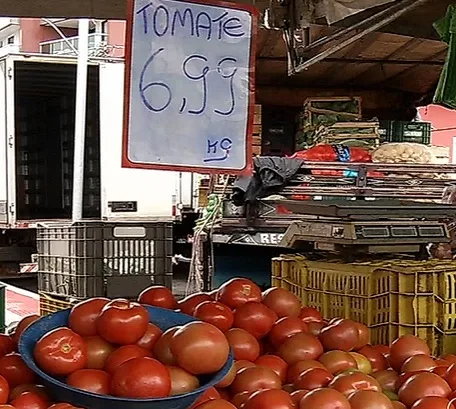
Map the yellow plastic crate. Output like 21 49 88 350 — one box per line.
39 292 78 316
272 256 456 355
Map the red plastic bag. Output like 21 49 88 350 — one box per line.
291 145 372 163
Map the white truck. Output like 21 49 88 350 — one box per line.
0 53 198 274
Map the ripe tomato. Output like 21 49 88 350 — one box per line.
178 293 213 316
299 307 322 323
234 360 256 373
67 369 110 395
262 287 301 318
269 317 308 348
350 352 372 374
371 369 399 392
111 357 171 398
68 298 109 337
348 390 394 409
298 388 351 409
216 363 236 388
170 322 229 375
167 366 200 396
0 353 35 387
9 385 48 402
392 402 407 409
97 299 149 345
446 363 456 389
230 366 282 395
0 336 14 359
358 345 388 372
153 327 179 365
33 327 87 376
47 404 80 409
10 392 49 409
277 333 324 364
354 323 370 349
286 360 326 383
398 372 451 407
319 320 359 352
294 367 333 390
231 391 255 408
194 301 234 333
254 355 287 383
233 302 277 339
319 350 358 375
84 336 115 370
225 329 260 362
329 372 381 396
138 286 178 310
402 354 436 373
243 389 294 409
136 323 163 350
13 315 39 345
196 400 237 409
104 345 151 373
307 321 326 336
290 390 309 406
0 375 8 404
389 335 430 372
188 387 220 409
216 278 262 310
411 397 456 409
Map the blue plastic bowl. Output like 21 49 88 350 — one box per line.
19 306 233 409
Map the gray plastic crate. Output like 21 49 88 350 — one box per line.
37 221 173 299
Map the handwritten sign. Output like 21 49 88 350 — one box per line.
122 0 257 173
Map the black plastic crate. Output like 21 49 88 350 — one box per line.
379 120 431 144
37 221 173 299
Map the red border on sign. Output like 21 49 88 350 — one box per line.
122 0 258 175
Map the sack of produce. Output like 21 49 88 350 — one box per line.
292 144 372 163
372 143 432 164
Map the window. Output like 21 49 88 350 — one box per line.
7 36 14 45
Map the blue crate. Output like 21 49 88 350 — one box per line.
19 306 233 409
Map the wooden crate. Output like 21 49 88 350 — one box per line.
303 97 362 127
252 104 262 156
317 122 380 147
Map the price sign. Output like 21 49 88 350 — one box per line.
123 0 258 173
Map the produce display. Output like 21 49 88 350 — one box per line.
372 143 432 164
3 278 456 409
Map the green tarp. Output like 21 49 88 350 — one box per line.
433 4 456 109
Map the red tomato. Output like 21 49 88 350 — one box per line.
194 301 234 332
299 388 351 409
0 375 8 404
0 406 15 409
47 404 80 409
84 336 115 370
111 357 171 398
97 299 149 345
104 345 152 374
261 287 301 318
138 286 178 310
188 387 220 409
329 372 381 396
243 389 294 409
358 345 388 372
153 327 179 365
234 360 256 373
178 293 213 316
319 320 359 352
231 391 255 408
307 321 326 336
10 392 49 409
167 366 200 396
389 335 430 372
254 355 287 382
371 369 399 392
0 353 35 387
170 322 230 375
216 278 262 310
278 333 324 365
392 402 407 409
294 367 333 390
233 302 277 339
442 354 456 364
9 385 48 402
216 363 236 388
299 307 322 323
230 366 282 395
136 323 163 350
290 390 309 406
13 315 39 345
225 329 260 362
412 397 456 409
216 389 230 401
269 317 308 348
286 360 326 383
67 369 110 395
68 298 109 337
319 350 358 375
33 327 87 376
445 363 456 389
354 323 370 349
398 372 451 407
402 354 436 373
196 400 237 409
348 390 394 409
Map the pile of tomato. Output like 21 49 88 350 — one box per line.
0 277 455 409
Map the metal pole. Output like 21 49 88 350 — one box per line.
72 19 89 221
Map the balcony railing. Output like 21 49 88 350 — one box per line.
40 33 108 56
